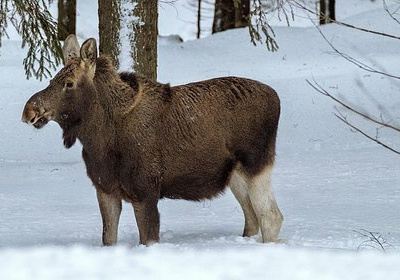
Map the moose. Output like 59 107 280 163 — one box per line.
22 35 283 246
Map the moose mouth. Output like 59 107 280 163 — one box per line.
22 108 53 129
32 116 50 129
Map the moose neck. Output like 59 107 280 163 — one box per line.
93 57 137 117
72 57 137 157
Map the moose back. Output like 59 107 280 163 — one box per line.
22 35 283 246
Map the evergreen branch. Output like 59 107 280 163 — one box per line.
0 0 63 80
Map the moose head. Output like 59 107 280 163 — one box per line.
22 35 97 131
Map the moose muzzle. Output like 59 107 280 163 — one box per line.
22 101 52 129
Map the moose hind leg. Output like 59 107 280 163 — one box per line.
229 170 259 237
247 166 283 243
96 189 122 246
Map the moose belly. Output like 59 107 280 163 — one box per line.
160 158 234 201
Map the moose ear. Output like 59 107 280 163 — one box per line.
80 38 98 68
62 34 80 65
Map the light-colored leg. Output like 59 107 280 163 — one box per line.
96 189 122 246
246 166 283 243
229 171 259 237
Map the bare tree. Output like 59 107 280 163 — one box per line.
0 0 62 80
57 0 76 40
98 0 121 67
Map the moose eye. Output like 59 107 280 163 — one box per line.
66 82 74 88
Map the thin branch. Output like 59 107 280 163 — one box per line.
335 110 400 155
1 0 62 80
383 0 400 25
302 0 400 155
289 0 400 41
306 79 400 133
310 18 400 80
354 229 394 252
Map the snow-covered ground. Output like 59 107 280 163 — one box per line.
1 0 400 279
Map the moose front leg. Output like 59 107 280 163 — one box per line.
132 202 148 245
96 189 122 246
132 197 160 246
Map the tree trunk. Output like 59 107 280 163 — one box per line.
319 0 326 25
197 0 201 39
98 0 121 68
57 0 76 41
132 0 158 81
328 0 336 22
212 0 249 34
320 0 335 25
234 0 249 28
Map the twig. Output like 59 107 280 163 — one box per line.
354 229 394 252
384 0 400 25
335 110 400 155
310 18 400 80
289 0 400 41
306 79 400 133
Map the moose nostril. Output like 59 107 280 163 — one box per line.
29 116 36 123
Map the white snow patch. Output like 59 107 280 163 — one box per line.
1 246 400 280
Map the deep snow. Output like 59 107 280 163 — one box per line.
1 0 400 279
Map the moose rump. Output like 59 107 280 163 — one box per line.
22 34 283 246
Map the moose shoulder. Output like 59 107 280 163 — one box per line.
22 35 283 246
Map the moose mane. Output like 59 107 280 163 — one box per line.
96 56 172 109
94 57 137 113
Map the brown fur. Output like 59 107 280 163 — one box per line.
22 37 281 245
